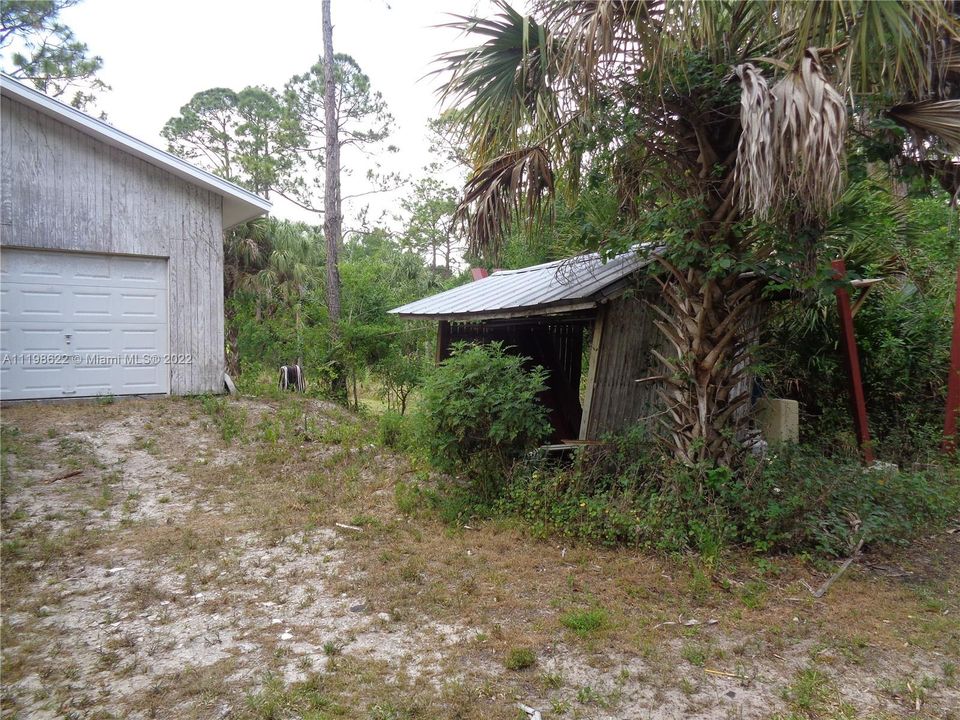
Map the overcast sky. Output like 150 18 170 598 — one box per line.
58 0 496 227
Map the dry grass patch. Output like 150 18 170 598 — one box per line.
1 396 958 719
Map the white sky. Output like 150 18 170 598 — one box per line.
58 0 495 228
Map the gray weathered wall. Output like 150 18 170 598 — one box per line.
583 289 763 440
581 291 664 439
0 97 224 395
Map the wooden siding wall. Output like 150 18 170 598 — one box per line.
583 290 765 439
0 97 225 395
582 291 664 438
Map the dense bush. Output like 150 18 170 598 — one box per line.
497 427 959 557
760 189 958 464
417 342 551 497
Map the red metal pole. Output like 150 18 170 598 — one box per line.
943 263 960 454
832 259 875 465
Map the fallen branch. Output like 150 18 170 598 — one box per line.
705 668 749 680
47 469 83 483
801 536 865 598
334 522 362 532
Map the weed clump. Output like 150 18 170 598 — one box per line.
504 647 536 670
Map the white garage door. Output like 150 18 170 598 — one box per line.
0 248 169 400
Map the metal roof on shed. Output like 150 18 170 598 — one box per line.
390 246 657 321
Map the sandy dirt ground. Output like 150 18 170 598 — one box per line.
1 396 958 719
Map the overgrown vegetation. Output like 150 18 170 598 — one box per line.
416 342 551 498
498 434 959 556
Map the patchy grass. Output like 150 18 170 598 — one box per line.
1 395 958 719
504 647 536 671
560 607 610 637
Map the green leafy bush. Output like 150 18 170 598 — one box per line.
499 427 960 556
504 647 536 670
417 342 551 497
377 410 408 450
560 608 609 637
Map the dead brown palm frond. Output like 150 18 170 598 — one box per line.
770 48 847 221
733 62 774 220
734 48 847 221
887 99 960 153
455 145 555 262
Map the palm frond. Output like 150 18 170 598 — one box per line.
733 62 774 220
455 145 555 262
887 99 960 153
434 1 557 162
770 48 847 220
735 48 847 221
780 0 960 100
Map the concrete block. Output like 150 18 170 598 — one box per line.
756 398 799 445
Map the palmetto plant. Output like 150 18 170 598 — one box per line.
436 0 960 467
225 218 323 368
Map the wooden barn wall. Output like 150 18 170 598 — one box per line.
583 291 765 440
582 291 664 439
0 97 225 395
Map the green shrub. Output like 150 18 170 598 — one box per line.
417 342 551 497
499 427 960 556
560 608 609 637
377 410 408 450
201 395 247 444
504 647 536 670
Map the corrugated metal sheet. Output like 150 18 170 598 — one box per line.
390 246 657 320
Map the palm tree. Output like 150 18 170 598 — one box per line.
436 0 960 466
224 218 323 372
254 221 324 367
224 220 272 375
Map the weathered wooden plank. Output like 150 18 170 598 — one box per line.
0 99 12 227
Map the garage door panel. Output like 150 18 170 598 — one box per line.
18 366 67 394
0 251 65 282
0 250 166 289
70 254 112 282
118 365 166 391
71 327 113 353
113 256 167 287
0 248 169 400
72 364 166 395
11 327 65 352
73 290 112 318
1 283 167 325
119 291 165 321
20 288 66 319
120 327 164 353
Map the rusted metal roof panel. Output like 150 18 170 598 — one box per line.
390 247 656 321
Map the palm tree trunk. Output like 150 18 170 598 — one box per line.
651 263 762 467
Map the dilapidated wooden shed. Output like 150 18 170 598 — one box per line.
390 248 693 442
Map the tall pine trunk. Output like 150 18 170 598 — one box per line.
322 0 342 324
322 0 347 399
